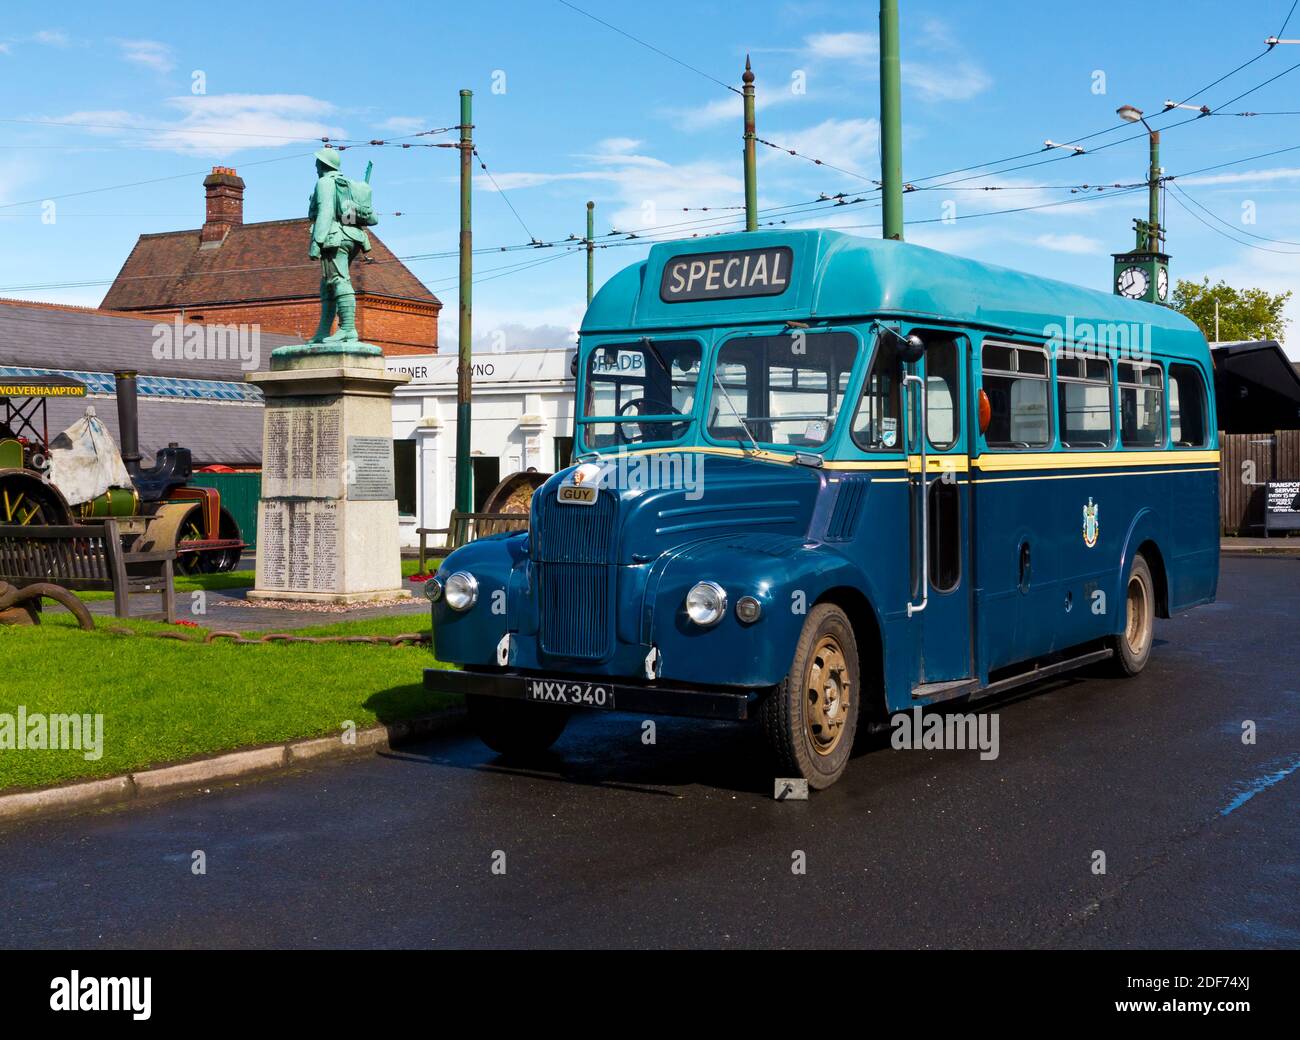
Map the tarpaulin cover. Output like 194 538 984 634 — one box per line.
47 406 133 506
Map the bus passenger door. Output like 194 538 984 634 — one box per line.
906 330 975 685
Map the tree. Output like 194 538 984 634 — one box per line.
1171 277 1292 343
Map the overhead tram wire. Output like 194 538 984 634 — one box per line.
1167 182 1300 252
0 173 1171 296
0 126 458 212
900 8 1300 191
13 120 1300 298
0 116 457 148
553 0 739 94
473 147 541 244
1166 187 1300 255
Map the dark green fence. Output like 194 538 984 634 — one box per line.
188 472 262 551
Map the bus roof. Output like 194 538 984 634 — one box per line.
582 228 1207 359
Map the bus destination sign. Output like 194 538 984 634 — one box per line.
659 246 794 303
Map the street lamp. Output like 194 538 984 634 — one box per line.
1116 104 1162 253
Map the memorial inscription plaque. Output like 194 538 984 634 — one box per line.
346 435 396 501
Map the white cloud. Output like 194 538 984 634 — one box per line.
117 39 175 73
759 117 879 176
671 84 806 131
594 137 642 155
33 30 69 46
47 95 346 155
1033 232 1103 254
439 306 585 353
40 110 140 137
0 43 11 56
1180 167 1300 188
466 139 745 238
791 23 990 104
378 115 429 135
903 60 991 103
805 31 876 61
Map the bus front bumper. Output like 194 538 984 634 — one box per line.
423 668 764 721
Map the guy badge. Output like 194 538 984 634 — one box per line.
1082 497 1100 548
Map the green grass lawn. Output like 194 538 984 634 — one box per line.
75 556 442 602
0 612 456 793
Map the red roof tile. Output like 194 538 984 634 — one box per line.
101 218 439 310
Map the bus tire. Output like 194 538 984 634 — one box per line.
759 603 860 790
466 693 570 757
1110 554 1155 677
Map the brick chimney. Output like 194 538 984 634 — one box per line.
200 166 244 245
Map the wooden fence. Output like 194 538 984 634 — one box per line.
1220 429 1300 534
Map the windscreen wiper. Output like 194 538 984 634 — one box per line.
710 360 760 453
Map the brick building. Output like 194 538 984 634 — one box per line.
101 167 441 356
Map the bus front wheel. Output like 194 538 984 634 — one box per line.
1110 554 1155 676
466 694 570 758
759 604 861 790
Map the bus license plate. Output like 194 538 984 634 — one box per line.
524 679 615 710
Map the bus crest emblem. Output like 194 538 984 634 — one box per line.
1082 498 1100 548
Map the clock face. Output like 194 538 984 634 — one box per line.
1157 266 1169 301
1117 265 1150 300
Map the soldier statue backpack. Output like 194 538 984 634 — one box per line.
335 175 378 227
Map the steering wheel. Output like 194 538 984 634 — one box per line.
616 397 685 444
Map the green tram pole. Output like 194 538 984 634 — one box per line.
1148 128 1161 249
742 56 757 231
879 0 904 241
586 200 595 305
455 89 474 516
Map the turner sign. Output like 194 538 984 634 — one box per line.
659 246 793 303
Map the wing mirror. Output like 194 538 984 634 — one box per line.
897 334 926 364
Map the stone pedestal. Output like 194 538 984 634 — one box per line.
245 344 411 605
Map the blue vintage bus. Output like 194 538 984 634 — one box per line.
423 229 1219 789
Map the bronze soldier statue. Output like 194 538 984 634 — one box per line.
307 148 371 343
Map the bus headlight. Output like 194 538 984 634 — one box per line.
443 571 479 611
685 581 727 627
735 595 762 624
424 577 444 603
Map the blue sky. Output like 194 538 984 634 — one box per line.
3 0 1300 356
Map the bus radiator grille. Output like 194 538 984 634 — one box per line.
534 490 617 659
539 562 610 659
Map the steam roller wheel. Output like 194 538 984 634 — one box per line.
139 501 242 576
0 470 72 526
176 504 242 575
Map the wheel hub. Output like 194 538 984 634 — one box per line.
1125 575 1150 656
805 635 851 756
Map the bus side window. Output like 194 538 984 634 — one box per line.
1118 361 1164 448
981 343 1051 448
924 336 961 450
1168 363 1208 447
852 336 902 450
1057 356 1114 449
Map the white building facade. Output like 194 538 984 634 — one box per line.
387 348 577 548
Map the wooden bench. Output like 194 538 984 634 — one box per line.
415 510 530 573
0 519 177 622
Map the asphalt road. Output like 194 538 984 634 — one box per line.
2 557 1297 949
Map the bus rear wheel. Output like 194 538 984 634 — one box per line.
466 693 570 758
759 603 860 790
1110 554 1154 676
